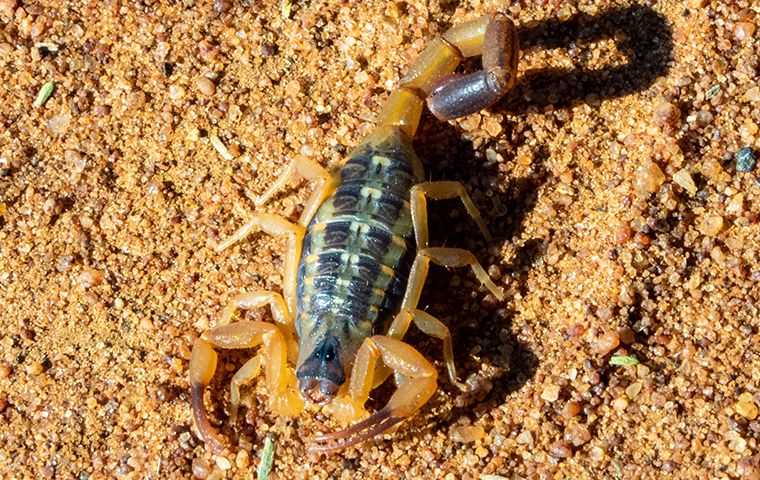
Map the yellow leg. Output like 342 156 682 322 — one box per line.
403 247 504 310
255 156 337 226
218 290 291 327
217 290 298 363
215 213 304 316
229 355 261 422
370 245 502 390
410 181 491 249
310 336 437 453
386 309 466 391
189 321 303 453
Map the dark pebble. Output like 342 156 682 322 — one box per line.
735 147 756 172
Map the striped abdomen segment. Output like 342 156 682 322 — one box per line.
296 141 418 340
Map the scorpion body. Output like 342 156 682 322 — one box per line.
190 13 519 454
295 130 420 403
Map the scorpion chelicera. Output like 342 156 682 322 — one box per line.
190 13 519 454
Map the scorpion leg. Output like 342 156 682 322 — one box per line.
217 290 298 363
410 181 491 248
373 247 503 389
371 180 499 389
255 156 338 226
309 336 437 453
190 321 303 452
229 355 261 422
403 247 505 308
386 309 467 391
215 213 304 317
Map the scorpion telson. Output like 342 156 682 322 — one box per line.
189 13 519 454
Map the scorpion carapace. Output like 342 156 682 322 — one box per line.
189 13 519 454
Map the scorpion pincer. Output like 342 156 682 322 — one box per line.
189 13 519 454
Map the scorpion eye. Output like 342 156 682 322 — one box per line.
324 344 336 361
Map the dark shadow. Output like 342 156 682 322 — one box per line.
402 112 547 434
398 4 672 435
505 5 673 113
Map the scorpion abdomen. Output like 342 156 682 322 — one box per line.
295 128 422 372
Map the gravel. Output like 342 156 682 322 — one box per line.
0 1 758 478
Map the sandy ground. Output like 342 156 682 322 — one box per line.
1 0 759 478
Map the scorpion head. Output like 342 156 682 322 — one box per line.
296 335 346 404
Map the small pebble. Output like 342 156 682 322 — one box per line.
564 423 592 447
634 160 666 196
0 0 16 17
354 70 369 84
285 79 301 97
672 169 697 195
26 361 44 375
701 157 725 182
541 384 560 402
626 382 643 399
450 425 485 443
562 401 583 419
744 87 760 104
516 430 533 446
67 150 88 175
483 117 502 137
549 441 573 459
213 0 232 14
169 85 186 100
78 269 104 289
615 223 632 244
589 446 606 462
612 397 629 411
235 449 250 469
139 317 154 331
47 113 71 135
653 100 680 131
734 22 756 42
727 430 748 453
196 77 216 96
736 393 759 420
700 215 724 237
207 468 225 480
0 362 12 378
618 327 636 345
593 331 620 356
214 455 231 470
695 110 713 127
735 147 756 173
192 458 211 479
726 193 744 215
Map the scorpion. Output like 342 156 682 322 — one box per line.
190 13 519 454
